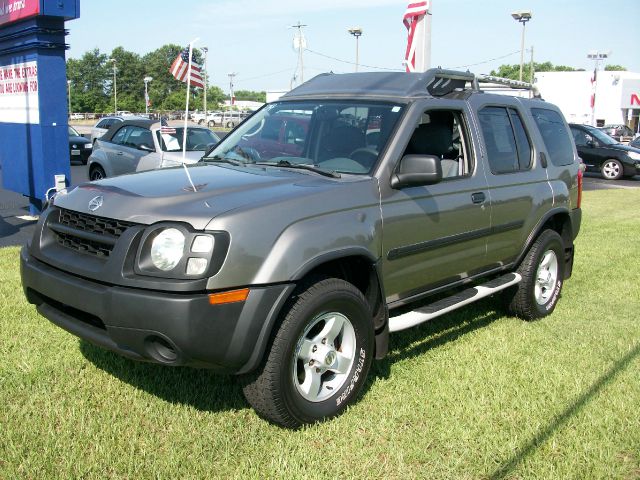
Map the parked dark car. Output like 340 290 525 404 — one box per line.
569 123 640 180
68 126 92 165
629 136 640 149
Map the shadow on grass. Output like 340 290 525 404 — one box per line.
370 296 503 381
80 296 504 415
488 342 640 480
79 341 247 413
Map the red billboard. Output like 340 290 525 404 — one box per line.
0 0 40 27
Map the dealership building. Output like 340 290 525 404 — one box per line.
534 70 640 133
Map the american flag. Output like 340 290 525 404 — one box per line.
170 46 205 88
590 68 597 109
160 117 176 134
403 1 429 72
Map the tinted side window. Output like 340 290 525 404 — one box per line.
126 127 154 150
111 126 129 145
478 107 519 174
509 108 532 169
570 127 590 147
96 120 108 129
531 108 574 166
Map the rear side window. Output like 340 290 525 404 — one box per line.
478 106 531 174
111 126 129 144
531 108 574 166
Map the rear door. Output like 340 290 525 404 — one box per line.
472 98 551 267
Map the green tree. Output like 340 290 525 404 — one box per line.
489 61 577 82
604 64 626 71
234 90 267 103
109 47 145 112
66 48 111 113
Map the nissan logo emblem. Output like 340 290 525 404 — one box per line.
88 195 103 212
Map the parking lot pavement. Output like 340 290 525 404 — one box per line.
582 173 640 191
1 165 638 248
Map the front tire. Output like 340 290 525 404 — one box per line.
601 158 623 180
241 278 374 428
506 229 565 320
89 165 106 181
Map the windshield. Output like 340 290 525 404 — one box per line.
156 128 219 152
68 126 80 137
203 100 405 175
585 126 618 145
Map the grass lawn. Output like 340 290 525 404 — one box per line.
1 188 639 479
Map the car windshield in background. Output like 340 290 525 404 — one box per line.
68 126 80 136
156 128 218 152
585 126 619 145
203 100 405 175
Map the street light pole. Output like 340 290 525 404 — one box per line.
144 76 153 116
109 58 117 113
511 10 532 82
67 80 71 117
228 72 236 106
201 47 208 118
291 21 307 83
348 27 363 72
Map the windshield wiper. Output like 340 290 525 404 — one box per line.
256 160 341 178
201 154 246 166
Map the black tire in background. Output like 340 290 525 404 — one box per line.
240 277 374 428
505 229 565 320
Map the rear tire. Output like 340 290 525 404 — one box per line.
240 277 374 428
506 229 565 320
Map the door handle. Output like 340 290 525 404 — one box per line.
116 152 124 156
471 192 486 204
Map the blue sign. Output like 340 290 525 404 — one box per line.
0 0 80 214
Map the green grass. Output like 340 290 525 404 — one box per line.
1 188 639 479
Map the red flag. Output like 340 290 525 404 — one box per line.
590 69 596 109
403 1 429 72
170 47 205 88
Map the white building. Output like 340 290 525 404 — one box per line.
534 71 640 132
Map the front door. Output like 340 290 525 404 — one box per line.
380 106 491 304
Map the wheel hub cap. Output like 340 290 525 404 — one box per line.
291 312 356 403
534 250 559 305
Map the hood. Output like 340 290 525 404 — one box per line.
606 143 640 154
69 135 89 145
53 164 350 230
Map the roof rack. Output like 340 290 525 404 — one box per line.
425 69 540 99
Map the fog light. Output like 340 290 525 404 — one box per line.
186 257 208 275
191 235 214 253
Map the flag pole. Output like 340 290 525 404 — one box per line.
182 40 198 192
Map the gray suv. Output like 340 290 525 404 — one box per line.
21 69 582 428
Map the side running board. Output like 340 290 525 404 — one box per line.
388 273 522 333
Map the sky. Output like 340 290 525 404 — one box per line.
66 0 640 93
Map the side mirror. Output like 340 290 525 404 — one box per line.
391 154 442 189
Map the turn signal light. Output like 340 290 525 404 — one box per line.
208 288 250 305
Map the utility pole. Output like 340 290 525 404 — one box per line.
201 46 208 116
143 76 152 116
228 72 236 106
291 21 307 83
529 45 534 85
109 58 117 113
67 80 71 116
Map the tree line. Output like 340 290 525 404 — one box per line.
489 61 626 82
67 44 266 113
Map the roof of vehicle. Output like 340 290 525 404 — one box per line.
100 119 210 142
281 69 540 102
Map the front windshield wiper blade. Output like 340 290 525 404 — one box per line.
201 155 246 166
256 160 341 178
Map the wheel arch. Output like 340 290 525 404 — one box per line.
516 208 575 279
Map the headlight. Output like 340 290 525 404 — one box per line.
627 151 640 161
150 228 185 271
84 143 93 149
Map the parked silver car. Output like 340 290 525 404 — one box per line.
87 119 220 180
90 115 147 144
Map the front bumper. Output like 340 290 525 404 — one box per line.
21 247 294 373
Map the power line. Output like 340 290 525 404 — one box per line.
304 48 400 71
448 50 521 69
234 68 294 84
